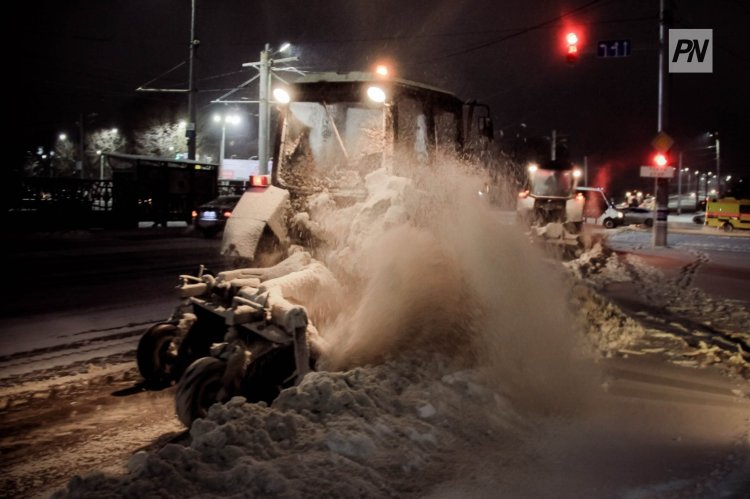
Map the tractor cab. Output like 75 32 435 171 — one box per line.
223 71 491 262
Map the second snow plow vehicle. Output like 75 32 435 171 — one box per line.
516 159 586 251
136 71 494 425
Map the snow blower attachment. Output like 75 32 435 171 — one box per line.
135 253 331 426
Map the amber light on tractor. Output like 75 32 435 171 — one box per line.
249 175 270 187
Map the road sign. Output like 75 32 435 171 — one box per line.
597 39 632 58
640 166 675 178
651 131 674 152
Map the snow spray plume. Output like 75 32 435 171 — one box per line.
312 159 600 413
409 160 601 414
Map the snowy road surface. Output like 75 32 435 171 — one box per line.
1 228 224 496
2 202 750 497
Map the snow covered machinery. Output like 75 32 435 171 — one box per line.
516 159 586 252
221 70 494 265
136 71 494 425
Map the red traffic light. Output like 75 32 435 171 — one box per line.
653 153 668 167
565 31 579 64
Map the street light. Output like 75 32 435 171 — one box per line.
213 42 301 175
213 112 241 179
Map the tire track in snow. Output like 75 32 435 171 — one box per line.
0 326 147 366
674 250 709 290
0 334 139 383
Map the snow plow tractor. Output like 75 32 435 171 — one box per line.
136 70 494 425
516 159 586 253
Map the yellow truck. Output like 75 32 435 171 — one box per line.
705 197 750 232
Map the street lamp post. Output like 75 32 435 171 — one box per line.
258 45 270 176
213 112 241 180
677 152 683 215
212 43 300 176
97 128 119 180
693 170 699 210
714 135 720 196
705 131 720 196
256 43 294 175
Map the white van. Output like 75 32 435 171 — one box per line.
576 187 624 228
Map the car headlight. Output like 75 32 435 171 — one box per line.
617 212 624 218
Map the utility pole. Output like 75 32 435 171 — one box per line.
135 1 200 160
677 152 683 214
551 129 557 161
653 0 670 248
583 155 588 186
229 44 299 176
258 45 270 175
715 135 721 196
186 0 199 160
77 112 85 178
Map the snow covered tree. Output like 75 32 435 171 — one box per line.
134 120 187 158
52 137 77 177
85 128 127 178
22 150 43 177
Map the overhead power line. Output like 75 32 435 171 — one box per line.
420 0 608 64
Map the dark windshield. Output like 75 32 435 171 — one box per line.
276 101 385 193
530 169 576 198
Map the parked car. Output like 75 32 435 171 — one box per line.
620 207 654 227
576 187 624 228
192 195 241 237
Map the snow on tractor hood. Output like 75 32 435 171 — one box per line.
221 185 290 261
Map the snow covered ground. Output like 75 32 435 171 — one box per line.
4 164 749 498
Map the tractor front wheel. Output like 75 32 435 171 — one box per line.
175 357 229 427
136 323 179 386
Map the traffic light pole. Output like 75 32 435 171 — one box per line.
653 0 670 248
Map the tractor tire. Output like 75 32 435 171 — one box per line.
603 218 615 229
722 222 734 232
175 357 228 427
136 323 179 386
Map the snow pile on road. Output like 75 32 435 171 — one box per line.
55 355 525 498
564 241 630 288
568 283 647 358
566 243 750 377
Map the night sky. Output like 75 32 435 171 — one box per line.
19 0 750 191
